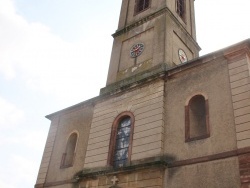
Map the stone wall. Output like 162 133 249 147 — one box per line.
78 167 164 188
164 57 237 161
46 107 94 183
166 157 241 188
84 79 165 169
35 104 94 187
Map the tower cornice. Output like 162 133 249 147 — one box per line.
112 6 200 50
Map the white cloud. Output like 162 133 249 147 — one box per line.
195 0 250 55
0 154 37 188
0 130 47 151
12 154 38 183
0 129 46 188
0 0 110 106
0 180 15 188
0 96 24 129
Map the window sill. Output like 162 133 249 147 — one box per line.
60 164 73 169
185 134 210 143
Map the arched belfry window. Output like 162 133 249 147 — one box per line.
135 0 150 15
176 0 185 20
185 95 210 142
108 112 135 168
61 132 78 168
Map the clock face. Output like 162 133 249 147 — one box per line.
178 49 188 63
130 43 144 58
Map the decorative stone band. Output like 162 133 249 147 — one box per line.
77 147 250 179
34 147 250 188
75 157 169 181
169 146 250 168
100 63 168 96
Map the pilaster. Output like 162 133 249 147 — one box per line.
35 117 60 188
225 41 250 187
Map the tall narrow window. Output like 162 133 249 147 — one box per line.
61 133 78 168
108 112 135 168
176 0 185 20
185 95 210 142
135 0 150 15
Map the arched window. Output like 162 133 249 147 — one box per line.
176 0 185 20
61 132 78 168
108 112 135 168
135 0 150 15
185 95 210 142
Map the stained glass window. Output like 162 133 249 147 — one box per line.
113 117 131 167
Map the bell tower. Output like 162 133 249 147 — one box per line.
106 0 200 85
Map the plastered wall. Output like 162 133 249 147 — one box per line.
164 58 237 160
45 106 94 183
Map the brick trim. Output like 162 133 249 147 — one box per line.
239 152 250 186
169 146 250 168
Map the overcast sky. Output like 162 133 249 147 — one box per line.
0 0 249 188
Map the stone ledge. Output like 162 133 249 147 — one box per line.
100 63 167 96
74 155 175 182
112 6 200 51
45 39 250 120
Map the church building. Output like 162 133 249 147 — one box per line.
35 0 250 187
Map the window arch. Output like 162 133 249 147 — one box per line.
185 95 210 142
108 112 135 168
61 132 78 168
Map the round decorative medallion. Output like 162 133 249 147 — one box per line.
178 49 188 63
130 43 144 58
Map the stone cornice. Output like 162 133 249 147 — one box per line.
45 39 250 120
45 96 99 120
112 6 200 50
113 7 167 37
74 156 169 182
100 63 167 96
34 146 250 187
223 39 250 61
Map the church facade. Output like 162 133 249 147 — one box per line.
35 0 250 188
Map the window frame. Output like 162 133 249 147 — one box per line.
60 132 78 168
107 111 135 168
176 0 186 21
185 95 210 142
134 0 151 15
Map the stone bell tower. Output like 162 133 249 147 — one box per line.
35 0 250 187
106 0 200 85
